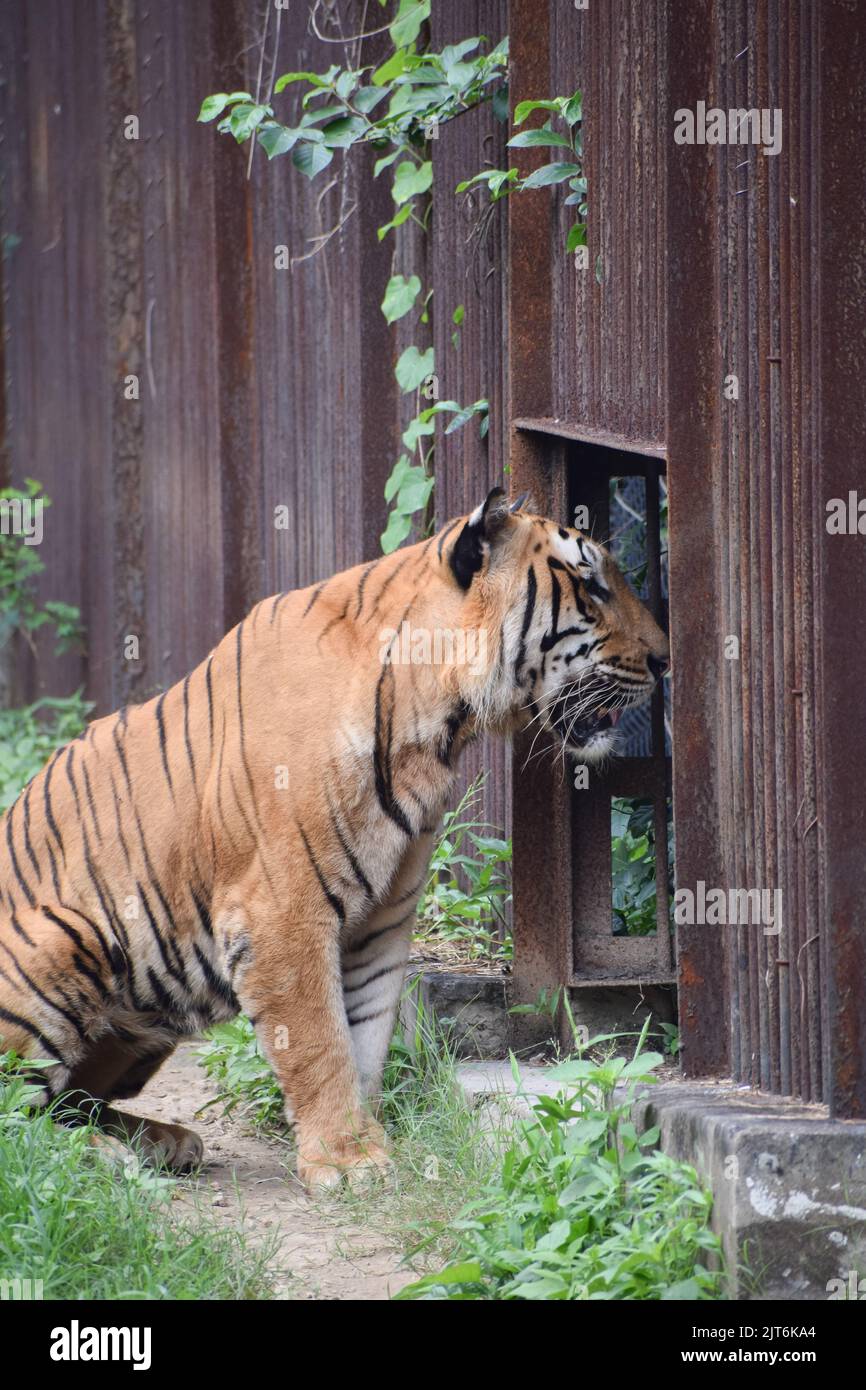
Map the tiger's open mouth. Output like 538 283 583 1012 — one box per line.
544 686 652 759
554 704 621 755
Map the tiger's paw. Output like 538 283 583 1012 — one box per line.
297 1129 393 1194
134 1118 204 1173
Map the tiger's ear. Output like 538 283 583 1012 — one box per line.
449 487 512 590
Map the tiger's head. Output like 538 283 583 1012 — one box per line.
443 488 669 762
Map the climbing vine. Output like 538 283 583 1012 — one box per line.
200 2 584 552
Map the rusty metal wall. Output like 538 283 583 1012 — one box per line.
550 0 668 450
669 0 866 1115
0 0 510 831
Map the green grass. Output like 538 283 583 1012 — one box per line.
197 1003 724 1300
0 1058 279 1300
398 1020 724 1301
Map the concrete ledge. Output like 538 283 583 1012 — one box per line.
402 968 509 1058
631 1081 866 1300
455 1063 866 1300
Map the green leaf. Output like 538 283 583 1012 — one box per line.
396 1261 483 1297
274 68 338 95
395 345 434 393
227 103 272 143
521 160 580 189
389 0 431 49
380 509 413 554
291 140 334 179
392 159 433 204
376 202 414 241
507 126 573 150
197 91 252 123
381 274 422 324
372 49 410 87
353 86 387 115
564 93 583 127
257 124 299 159
440 39 482 70
321 115 367 148
513 98 564 125
402 415 436 451
452 304 465 326
384 454 413 504
374 149 401 177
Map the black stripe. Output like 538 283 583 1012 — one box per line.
146 966 176 1014
21 780 42 881
54 900 117 972
365 553 411 623
303 581 326 617
5 800 36 908
205 655 215 752
192 943 237 1009
343 962 403 995
130 806 180 957
349 909 416 957
347 1006 389 1028
81 761 103 842
225 768 280 900
107 769 132 870
354 561 378 618
80 821 125 947
297 821 345 924
182 674 197 789
10 911 36 948
514 564 538 681
136 880 188 987
64 745 83 819
326 794 372 898
0 939 87 1040
318 596 350 646
436 517 461 560
43 754 66 866
112 717 132 794
234 622 273 857
372 665 413 837
41 908 105 974
190 886 213 938
155 692 175 800
269 592 288 626
0 1005 65 1062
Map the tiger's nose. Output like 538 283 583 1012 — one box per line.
648 653 669 680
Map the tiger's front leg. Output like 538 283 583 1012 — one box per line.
224 889 390 1191
341 833 434 1103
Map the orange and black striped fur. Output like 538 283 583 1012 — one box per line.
0 490 668 1188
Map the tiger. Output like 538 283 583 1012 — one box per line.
0 489 669 1189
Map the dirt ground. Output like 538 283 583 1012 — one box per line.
125 1043 413 1301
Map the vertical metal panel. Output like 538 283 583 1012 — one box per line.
816 0 866 1119
549 0 667 449
0 1 100 702
430 0 510 836
508 0 573 1040
665 0 729 1079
